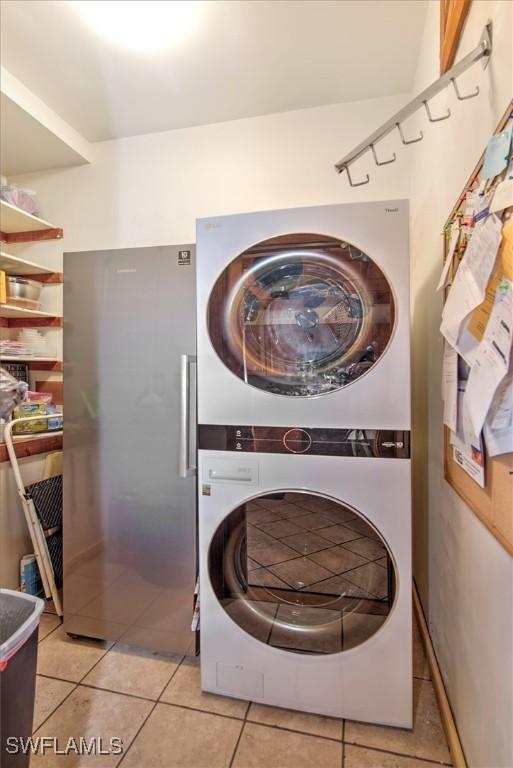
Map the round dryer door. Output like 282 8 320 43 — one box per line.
208 491 397 655
207 234 395 397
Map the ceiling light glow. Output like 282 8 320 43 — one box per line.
72 0 201 52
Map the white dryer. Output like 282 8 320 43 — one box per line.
196 201 409 430
198 432 412 727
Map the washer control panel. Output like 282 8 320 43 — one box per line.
199 425 410 459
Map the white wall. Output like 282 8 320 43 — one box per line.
1 93 410 589
10 93 410 257
409 2 513 766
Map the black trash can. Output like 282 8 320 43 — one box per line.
0 589 44 768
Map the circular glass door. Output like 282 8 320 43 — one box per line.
208 491 396 654
207 234 395 396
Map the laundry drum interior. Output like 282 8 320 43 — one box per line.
208 490 396 655
207 233 395 397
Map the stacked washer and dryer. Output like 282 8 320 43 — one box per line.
195 201 412 727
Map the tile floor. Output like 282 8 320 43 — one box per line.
32 610 451 767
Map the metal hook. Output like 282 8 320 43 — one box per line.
423 100 451 122
370 143 396 166
396 122 424 145
344 165 370 187
451 77 480 101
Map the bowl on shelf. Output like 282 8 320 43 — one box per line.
7 277 42 302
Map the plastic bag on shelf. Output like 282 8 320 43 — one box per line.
0 366 28 419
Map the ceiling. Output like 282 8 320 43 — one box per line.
0 0 427 143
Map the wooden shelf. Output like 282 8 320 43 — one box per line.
0 201 63 243
1 86 92 177
0 356 63 372
0 432 63 463
0 251 62 282
0 304 63 328
1 356 59 362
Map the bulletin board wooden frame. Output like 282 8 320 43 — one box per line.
443 100 513 556
440 0 472 74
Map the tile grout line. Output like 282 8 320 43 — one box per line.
34 638 141 735
38 617 62 644
342 739 452 766
158 699 250 725
156 652 188 703
38 663 250 725
241 717 344 745
115 700 158 768
70 680 174 704
39 650 187 705
228 720 247 768
32 680 79 734
75 640 114 685
36 672 79 685
154 654 186 701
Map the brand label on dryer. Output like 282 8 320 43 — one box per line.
178 250 191 265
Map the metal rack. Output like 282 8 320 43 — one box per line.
334 22 493 186
4 414 63 617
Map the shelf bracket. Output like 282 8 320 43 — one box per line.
0 228 63 244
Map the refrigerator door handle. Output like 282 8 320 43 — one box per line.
180 353 197 478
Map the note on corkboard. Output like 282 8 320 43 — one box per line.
443 101 513 557
467 229 513 341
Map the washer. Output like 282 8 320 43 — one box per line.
197 200 409 430
198 429 412 727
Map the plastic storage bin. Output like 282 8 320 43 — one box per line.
0 589 44 767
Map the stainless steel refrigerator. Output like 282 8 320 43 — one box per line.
63 245 197 655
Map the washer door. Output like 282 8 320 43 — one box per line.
208 491 396 655
207 234 395 397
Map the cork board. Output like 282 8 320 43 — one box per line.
443 101 513 556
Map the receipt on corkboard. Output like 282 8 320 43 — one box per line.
464 280 513 436
466 218 513 342
440 214 502 350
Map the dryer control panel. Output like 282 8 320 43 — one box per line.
199 425 410 459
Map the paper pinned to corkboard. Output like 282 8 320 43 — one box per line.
443 100 513 558
467 220 513 342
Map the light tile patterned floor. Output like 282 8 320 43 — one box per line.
31 610 451 767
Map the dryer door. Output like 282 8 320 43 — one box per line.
207 234 395 397
208 490 397 654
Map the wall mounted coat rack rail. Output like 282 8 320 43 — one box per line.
334 22 493 186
